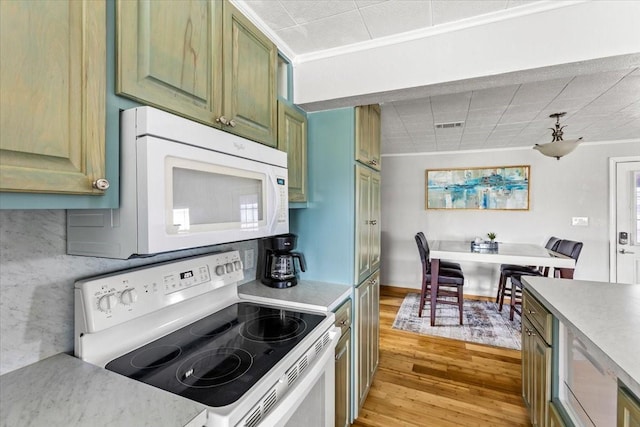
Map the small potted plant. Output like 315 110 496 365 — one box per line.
486 232 498 249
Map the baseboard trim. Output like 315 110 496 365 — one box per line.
381 285 494 302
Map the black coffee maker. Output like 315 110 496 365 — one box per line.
262 233 306 288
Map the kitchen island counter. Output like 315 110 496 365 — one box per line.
239 279 352 312
522 276 640 397
0 353 206 427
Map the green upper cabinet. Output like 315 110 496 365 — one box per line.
117 0 277 147
116 0 223 127
0 0 107 195
223 2 277 147
277 101 307 202
355 104 381 171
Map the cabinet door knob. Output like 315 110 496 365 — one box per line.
369 220 377 226
216 116 230 126
92 178 110 191
228 119 237 127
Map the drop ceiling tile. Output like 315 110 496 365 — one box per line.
557 70 630 98
278 0 357 24
384 135 414 144
462 129 494 138
392 99 432 116
499 106 540 124
510 78 572 105
411 137 438 146
494 122 527 132
431 0 508 26
459 141 488 149
431 92 473 111
382 143 419 154
506 0 539 7
243 1 297 30
276 10 370 53
402 116 435 127
356 0 387 7
359 1 432 38
469 85 519 110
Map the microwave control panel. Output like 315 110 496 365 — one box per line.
277 175 287 223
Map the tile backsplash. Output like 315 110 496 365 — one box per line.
0 210 258 375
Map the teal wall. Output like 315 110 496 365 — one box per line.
0 0 139 210
290 108 356 285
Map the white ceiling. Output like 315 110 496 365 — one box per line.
237 0 640 154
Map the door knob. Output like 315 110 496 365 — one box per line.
619 248 635 254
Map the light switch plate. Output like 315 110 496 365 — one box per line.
571 217 589 226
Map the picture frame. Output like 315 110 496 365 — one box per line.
425 165 530 210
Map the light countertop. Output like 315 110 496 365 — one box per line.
522 276 640 397
1 280 352 427
0 353 206 427
238 279 352 312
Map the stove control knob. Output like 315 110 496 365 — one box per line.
97 294 118 312
119 288 138 306
234 260 243 270
215 265 226 276
225 263 234 273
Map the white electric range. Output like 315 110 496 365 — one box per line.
74 251 339 427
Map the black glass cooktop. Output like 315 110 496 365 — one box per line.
106 302 326 407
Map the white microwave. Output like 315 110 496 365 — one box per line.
67 107 288 259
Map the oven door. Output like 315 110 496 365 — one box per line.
558 323 617 426
138 136 288 254
256 327 339 427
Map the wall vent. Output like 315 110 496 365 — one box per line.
435 121 464 129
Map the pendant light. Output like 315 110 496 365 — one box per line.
533 112 582 160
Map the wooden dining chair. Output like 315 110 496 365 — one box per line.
414 233 465 325
495 236 561 312
509 239 583 320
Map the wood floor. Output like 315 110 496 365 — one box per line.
352 286 531 427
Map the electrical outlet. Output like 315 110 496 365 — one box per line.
571 217 589 227
244 249 255 269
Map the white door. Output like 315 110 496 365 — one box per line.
613 160 640 284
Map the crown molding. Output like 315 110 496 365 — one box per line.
231 1 586 66
381 138 640 158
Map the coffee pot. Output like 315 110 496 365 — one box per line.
262 234 306 288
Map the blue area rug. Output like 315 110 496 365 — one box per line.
392 293 522 350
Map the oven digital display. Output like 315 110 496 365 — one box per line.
277 178 285 185
180 271 194 280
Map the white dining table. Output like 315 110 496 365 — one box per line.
426 240 576 326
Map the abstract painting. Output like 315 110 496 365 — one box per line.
426 165 530 210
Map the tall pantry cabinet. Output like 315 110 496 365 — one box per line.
289 105 381 421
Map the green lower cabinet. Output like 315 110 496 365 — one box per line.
522 290 552 427
618 386 640 427
548 402 566 427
